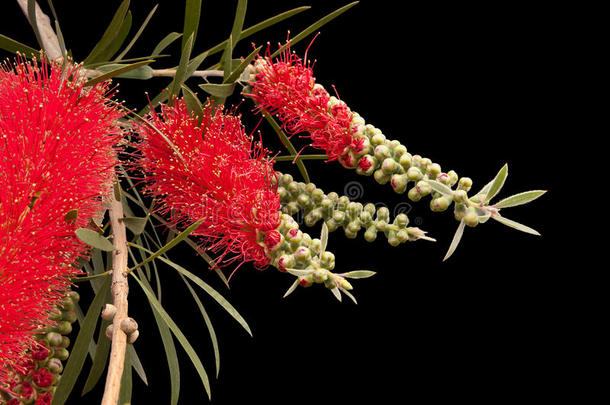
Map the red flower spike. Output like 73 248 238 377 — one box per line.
0 57 122 388
32 369 53 388
247 43 362 161
136 99 281 270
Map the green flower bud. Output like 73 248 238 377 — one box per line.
436 172 450 185
454 203 467 221
311 188 325 202
381 158 397 174
60 336 70 348
69 291 80 303
324 278 337 290
62 310 77 323
374 144 391 161
287 181 299 194
281 173 293 185
395 213 409 227
364 203 376 215
390 174 408 194
347 202 362 217
397 229 409 243
339 278 353 291
47 358 63 374
344 229 357 239
427 163 441 178
60 297 74 311
332 210 346 223
399 153 412 169
313 269 328 283
375 220 387 231
277 254 295 272
464 209 479 227
304 183 316 193
57 321 72 335
415 180 432 196
347 221 361 234
320 198 333 212
46 332 63 347
393 144 407 157
359 210 373 224
420 157 432 170
370 132 386 146
407 187 422 202
327 191 339 201
305 210 322 227
376 207 390 221
374 169 390 184
294 247 312 263
320 251 335 270
447 170 459 186
337 196 350 210
285 201 299 215
54 348 69 361
364 228 377 242
387 230 400 247
406 166 422 181
453 189 468 203
310 238 322 253
458 177 473 191
326 218 339 232
430 196 451 212
297 193 311 208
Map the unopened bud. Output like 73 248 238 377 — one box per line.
464 210 479 227
294 247 312 263
277 254 295 272
57 321 72 335
453 189 468 203
120 317 138 335
415 180 432 196
390 174 408 194
381 158 397 174
127 330 139 344
101 304 117 321
427 163 441 177
69 291 80 303
45 331 63 347
339 278 353 290
406 167 422 181
105 324 114 340
458 177 473 191
298 275 313 288
399 153 412 169
47 358 63 374
312 269 328 283
364 228 377 242
430 196 451 212
54 348 69 361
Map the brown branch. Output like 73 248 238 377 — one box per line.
15 0 63 61
101 189 130 405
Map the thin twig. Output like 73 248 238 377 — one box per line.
151 68 224 78
101 189 130 405
15 0 62 61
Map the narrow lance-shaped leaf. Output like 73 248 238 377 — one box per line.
320 222 329 256
224 45 262 84
494 190 547 209
443 219 466 261
340 287 358 304
83 0 130 65
330 287 342 302
152 32 182 56
46 0 67 57
96 10 132 63
0 34 38 57
121 216 148 235
182 85 204 118
283 278 300 298
427 179 454 196
169 33 194 100
51 277 111 405
271 1 360 59
486 163 508 202
115 4 158 60
199 83 236 98
182 0 202 51
229 0 248 48
27 0 44 51
118 347 133 404
340 270 376 279
75 228 115 252
131 273 211 399
492 215 541 236
84 60 154 87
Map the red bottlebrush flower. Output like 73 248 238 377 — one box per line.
30 343 50 362
0 57 122 388
136 99 281 270
246 43 362 161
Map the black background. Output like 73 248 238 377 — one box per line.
1 0 576 403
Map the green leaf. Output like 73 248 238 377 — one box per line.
97 10 132 63
81 318 111 395
182 0 202 51
443 219 466 261
181 85 204 117
127 336 148 385
132 273 211 400
271 1 359 59
485 163 508 203
199 83 236 98
427 180 454 197
320 222 329 256
96 63 153 80
283 278 300 298
0 34 38 57
46 0 66 57
494 190 547 209
491 215 541 236
340 270 376 279
264 115 310 183
115 4 158 60
84 60 153 86
119 349 132 404
27 0 43 51
75 228 115 252
52 277 111 405
170 33 194 100
230 0 248 48
203 6 311 57
83 0 130 65
180 274 221 378
137 272 179 404
152 32 182 56
129 243 252 336
222 34 233 83
286 268 315 277
121 216 148 235
224 45 261 84
184 50 209 80
330 287 342 302
129 219 203 273
340 287 358 304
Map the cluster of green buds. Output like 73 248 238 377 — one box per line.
1 291 79 405
334 110 545 258
259 213 374 302
275 172 435 246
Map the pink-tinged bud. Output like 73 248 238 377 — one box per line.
312 269 328 283
46 358 63 374
415 180 432 196
436 172 450 185
356 155 377 176
277 254 295 272
338 151 358 169
32 369 53 388
391 174 408 194
263 230 283 252
294 247 312 263
298 275 313 288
